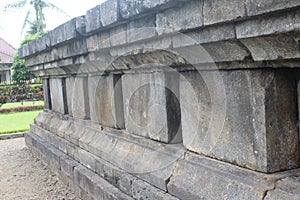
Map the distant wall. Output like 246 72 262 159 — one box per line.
21 0 300 199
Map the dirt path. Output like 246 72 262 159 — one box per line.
0 137 80 200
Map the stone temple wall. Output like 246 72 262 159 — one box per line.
20 0 300 199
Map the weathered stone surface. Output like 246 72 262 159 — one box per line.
265 177 300 200
74 165 131 199
240 33 300 61
127 15 157 43
60 156 79 178
201 41 250 62
89 75 124 128
203 0 246 25
237 10 300 39
167 152 273 199
132 179 178 200
110 25 127 47
50 17 85 46
78 148 97 172
86 5 102 33
119 0 184 19
122 72 181 143
247 0 300 16
172 24 236 48
49 78 66 114
156 0 203 35
180 69 299 172
66 77 90 119
87 31 111 52
100 0 119 27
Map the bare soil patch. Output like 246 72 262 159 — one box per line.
0 137 80 200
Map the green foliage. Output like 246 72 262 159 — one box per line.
4 0 69 35
12 33 43 84
0 84 44 107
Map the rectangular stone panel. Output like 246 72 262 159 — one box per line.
180 69 298 172
127 15 157 43
86 5 102 33
119 0 186 19
203 0 246 25
49 78 66 114
66 77 90 120
247 0 300 16
88 75 124 129
122 72 181 143
156 0 203 35
240 33 300 61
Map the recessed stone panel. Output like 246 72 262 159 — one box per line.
156 0 203 35
203 0 246 25
89 75 124 129
66 77 90 119
122 72 181 143
49 78 65 114
180 69 298 172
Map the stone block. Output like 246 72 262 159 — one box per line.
167 153 273 199
56 120 71 138
60 39 88 59
86 5 102 33
49 17 83 46
110 25 127 47
236 10 300 39
78 149 97 172
203 0 246 25
132 179 178 200
122 72 181 143
66 123 85 146
201 40 250 62
119 0 185 19
180 69 299 172
89 75 125 129
156 0 203 35
60 156 79 178
49 78 66 114
172 24 235 48
87 31 111 52
247 0 300 16
135 161 177 191
265 177 300 200
100 0 119 27
74 165 131 199
66 77 90 119
127 15 157 43
240 33 300 61
66 142 80 161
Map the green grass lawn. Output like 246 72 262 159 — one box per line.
0 110 42 134
2 101 44 108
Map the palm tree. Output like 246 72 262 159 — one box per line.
3 0 68 35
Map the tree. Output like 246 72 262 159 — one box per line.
4 0 68 35
11 33 42 84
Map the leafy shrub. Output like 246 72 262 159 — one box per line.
0 84 43 107
0 105 44 114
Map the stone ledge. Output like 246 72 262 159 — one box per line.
26 119 300 199
25 132 132 200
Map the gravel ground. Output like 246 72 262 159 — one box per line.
0 137 80 200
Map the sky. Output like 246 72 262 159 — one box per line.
0 0 105 48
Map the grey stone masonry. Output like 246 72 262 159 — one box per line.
180 69 298 173
20 0 300 199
